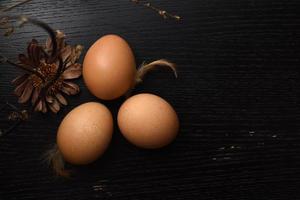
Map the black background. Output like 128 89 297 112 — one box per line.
0 0 300 199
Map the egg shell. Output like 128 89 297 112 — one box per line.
57 102 113 165
83 34 136 100
117 93 179 149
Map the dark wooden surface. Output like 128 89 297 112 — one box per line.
1 0 300 199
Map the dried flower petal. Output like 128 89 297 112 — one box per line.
60 87 71 96
18 80 34 103
48 104 57 113
31 87 41 105
34 99 43 112
27 39 42 66
18 54 33 67
71 45 84 64
14 78 29 96
62 70 81 79
61 45 72 63
55 93 67 106
75 45 83 57
11 74 29 85
56 30 66 49
56 30 65 38
45 37 52 52
48 99 60 113
61 82 80 95
45 95 54 104
67 63 81 71
62 65 82 79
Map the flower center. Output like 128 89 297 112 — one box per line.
31 62 58 88
40 62 58 81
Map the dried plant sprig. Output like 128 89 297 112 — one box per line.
131 0 181 21
44 144 71 177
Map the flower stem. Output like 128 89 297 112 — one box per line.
17 16 58 59
6 59 44 79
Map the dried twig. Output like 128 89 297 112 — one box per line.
131 0 181 20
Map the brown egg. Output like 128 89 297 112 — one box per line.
83 34 136 100
117 93 179 149
57 102 113 165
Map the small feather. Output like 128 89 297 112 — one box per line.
136 59 177 84
44 144 70 177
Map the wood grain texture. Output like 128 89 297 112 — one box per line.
0 0 300 199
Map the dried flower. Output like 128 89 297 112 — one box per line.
11 30 83 113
